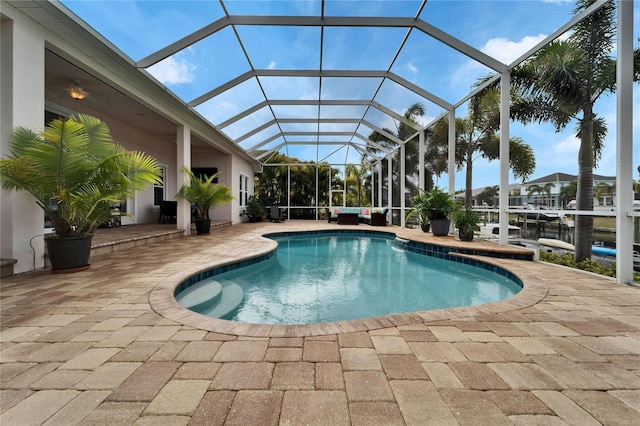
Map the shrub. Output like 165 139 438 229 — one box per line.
539 251 640 282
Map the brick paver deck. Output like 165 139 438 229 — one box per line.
1 221 639 425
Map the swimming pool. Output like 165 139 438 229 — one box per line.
175 231 523 325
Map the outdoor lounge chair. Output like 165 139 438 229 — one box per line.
270 205 284 222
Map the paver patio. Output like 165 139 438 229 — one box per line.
1 221 639 425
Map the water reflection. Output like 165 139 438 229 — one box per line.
517 224 616 246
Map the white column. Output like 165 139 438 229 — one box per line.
447 109 456 194
288 165 292 214
400 143 406 226
378 161 383 208
387 156 393 213
419 130 425 191
499 72 511 245
447 109 456 234
176 124 191 235
0 16 46 273
615 0 634 284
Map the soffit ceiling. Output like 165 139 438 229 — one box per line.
14 0 609 168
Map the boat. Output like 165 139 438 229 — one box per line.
518 204 562 222
539 239 617 257
479 223 521 239
538 238 575 250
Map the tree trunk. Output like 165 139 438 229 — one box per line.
574 107 594 262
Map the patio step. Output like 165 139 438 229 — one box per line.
175 279 223 312
200 280 245 319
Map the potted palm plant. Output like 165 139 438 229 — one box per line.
452 205 480 241
0 114 161 272
424 186 456 236
406 190 430 232
175 167 234 234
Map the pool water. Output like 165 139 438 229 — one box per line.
179 234 522 324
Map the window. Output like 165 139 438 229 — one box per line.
154 166 167 206
192 167 218 183
240 174 249 207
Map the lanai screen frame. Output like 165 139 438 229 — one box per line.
131 0 635 284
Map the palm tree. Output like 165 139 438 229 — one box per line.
431 87 536 206
526 184 543 203
0 114 161 238
368 103 448 199
594 182 615 206
477 185 499 206
542 182 556 206
509 0 639 261
559 180 578 207
346 158 371 207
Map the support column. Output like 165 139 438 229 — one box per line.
176 124 191 235
499 72 511 245
615 0 634 284
419 130 425 191
387 156 393 215
0 16 45 273
447 109 456 194
447 109 456 234
400 143 406 227
378 161 383 208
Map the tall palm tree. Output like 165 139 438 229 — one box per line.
368 103 448 199
526 184 543 202
594 181 615 206
509 0 639 261
477 185 499 206
542 182 556 206
430 87 536 206
346 158 371 207
559 180 578 206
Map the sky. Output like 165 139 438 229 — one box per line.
60 0 639 192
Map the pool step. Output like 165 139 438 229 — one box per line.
175 278 222 312
200 280 245 319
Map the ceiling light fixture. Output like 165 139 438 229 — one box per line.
67 80 89 100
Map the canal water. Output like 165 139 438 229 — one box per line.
517 223 616 247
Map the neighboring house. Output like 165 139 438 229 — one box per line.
1 2 262 274
521 172 616 210
454 184 522 207
460 173 617 209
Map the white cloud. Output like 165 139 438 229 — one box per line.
407 62 418 74
147 56 195 85
481 34 548 64
268 61 277 70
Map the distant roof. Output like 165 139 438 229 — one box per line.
525 172 616 185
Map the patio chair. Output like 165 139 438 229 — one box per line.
270 205 284 222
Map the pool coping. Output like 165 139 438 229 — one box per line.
149 229 547 337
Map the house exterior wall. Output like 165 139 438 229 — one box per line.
0 2 259 273
521 176 617 209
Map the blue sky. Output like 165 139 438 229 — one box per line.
61 0 639 191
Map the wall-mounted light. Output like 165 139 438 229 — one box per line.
67 80 89 100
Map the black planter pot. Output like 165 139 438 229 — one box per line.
195 218 212 234
458 229 475 241
420 223 431 233
45 235 93 272
430 219 451 236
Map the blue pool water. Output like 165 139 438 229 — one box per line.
176 234 522 325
